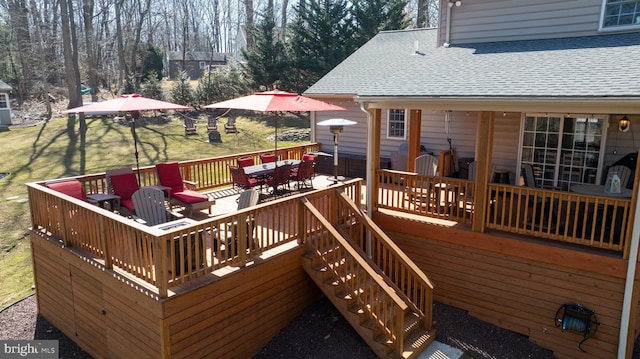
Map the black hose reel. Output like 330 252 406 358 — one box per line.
555 303 599 352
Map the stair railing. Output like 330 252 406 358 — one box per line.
301 197 408 357
335 189 435 330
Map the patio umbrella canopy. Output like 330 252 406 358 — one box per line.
204 90 346 157
61 94 192 183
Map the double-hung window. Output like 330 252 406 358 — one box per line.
519 115 607 190
387 109 406 140
601 0 640 29
199 61 207 70
0 94 7 109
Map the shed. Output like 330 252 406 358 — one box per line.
0 80 12 125
166 51 227 80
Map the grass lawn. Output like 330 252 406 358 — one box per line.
0 111 310 308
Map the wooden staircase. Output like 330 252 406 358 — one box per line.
299 192 436 359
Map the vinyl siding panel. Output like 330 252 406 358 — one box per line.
440 0 604 45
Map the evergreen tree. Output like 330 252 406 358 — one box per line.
242 3 286 91
121 73 138 95
195 62 249 107
140 71 165 100
284 0 356 93
352 0 411 47
170 71 194 106
136 43 164 81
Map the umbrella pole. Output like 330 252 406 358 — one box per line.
131 116 141 186
274 112 278 161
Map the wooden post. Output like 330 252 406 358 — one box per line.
369 108 382 213
472 111 494 232
407 109 422 172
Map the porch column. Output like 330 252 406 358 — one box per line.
407 110 422 172
472 111 494 232
362 104 381 216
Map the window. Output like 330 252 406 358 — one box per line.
601 0 640 29
520 115 606 190
199 61 207 70
387 109 406 139
0 94 7 109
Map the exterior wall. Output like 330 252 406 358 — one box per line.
0 92 11 125
374 212 628 358
314 103 520 183
168 60 226 80
439 0 604 45
31 231 321 359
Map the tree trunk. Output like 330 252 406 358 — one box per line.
115 0 128 87
244 0 254 49
83 0 99 101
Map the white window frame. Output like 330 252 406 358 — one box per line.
386 109 407 140
599 0 640 31
0 93 8 109
517 114 608 190
199 61 207 70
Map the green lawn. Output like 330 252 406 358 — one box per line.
0 112 310 308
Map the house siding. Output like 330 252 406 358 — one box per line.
315 105 523 183
440 0 604 45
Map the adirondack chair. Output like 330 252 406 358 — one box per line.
132 187 182 226
155 162 215 217
414 154 439 177
213 189 261 257
184 117 197 135
224 115 238 133
206 117 218 132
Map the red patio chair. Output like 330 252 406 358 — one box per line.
302 153 317 178
290 160 314 189
265 164 292 196
45 179 88 201
237 156 255 168
229 165 265 191
109 172 139 215
155 162 215 217
259 153 277 163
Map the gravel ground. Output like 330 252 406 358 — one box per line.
6 293 624 359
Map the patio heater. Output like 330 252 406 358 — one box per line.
317 118 357 185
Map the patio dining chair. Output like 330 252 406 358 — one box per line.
229 165 265 191
155 162 215 217
260 153 277 163
237 156 255 168
302 153 317 179
265 164 292 196
290 159 314 189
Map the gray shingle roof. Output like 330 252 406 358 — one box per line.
0 80 11 92
305 29 640 98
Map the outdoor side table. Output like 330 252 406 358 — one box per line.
87 193 120 211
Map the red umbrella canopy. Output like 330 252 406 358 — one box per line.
203 90 346 112
61 94 192 114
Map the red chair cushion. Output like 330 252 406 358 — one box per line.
47 180 87 201
302 154 316 162
237 157 254 168
172 189 208 204
156 162 185 193
120 198 135 212
110 173 139 200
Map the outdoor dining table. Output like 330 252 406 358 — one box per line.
570 184 632 198
242 159 301 178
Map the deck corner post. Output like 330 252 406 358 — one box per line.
472 111 494 232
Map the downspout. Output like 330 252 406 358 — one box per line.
444 1 461 47
618 157 640 358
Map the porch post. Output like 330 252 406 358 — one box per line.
407 110 422 172
472 111 494 232
362 104 381 216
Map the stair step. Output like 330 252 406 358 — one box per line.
401 328 437 359
403 312 421 334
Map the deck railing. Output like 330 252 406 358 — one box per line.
28 157 361 297
486 183 632 256
376 169 474 224
76 143 321 193
375 169 633 257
